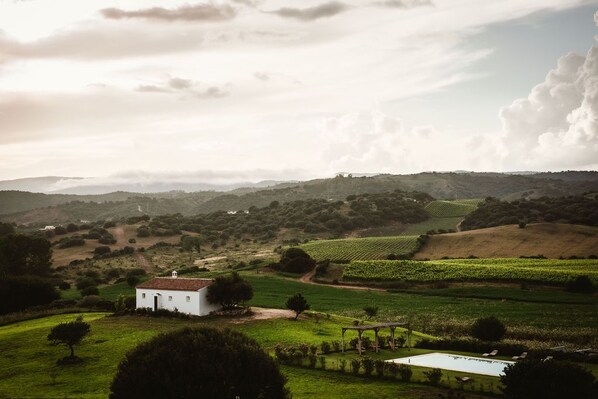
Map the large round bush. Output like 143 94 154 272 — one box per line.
110 327 289 399
470 316 506 341
501 360 597 399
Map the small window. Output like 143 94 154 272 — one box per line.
142 293 146 299
186 296 190 302
168 296 173 301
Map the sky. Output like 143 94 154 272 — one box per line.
0 0 597 186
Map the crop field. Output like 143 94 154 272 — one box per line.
300 236 419 261
343 258 598 284
424 200 480 218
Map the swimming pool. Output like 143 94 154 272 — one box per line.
387 353 514 376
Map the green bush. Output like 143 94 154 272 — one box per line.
80 286 99 296
110 327 290 399
566 275 595 294
471 316 506 341
361 356 374 377
398 364 413 382
423 368 442 385
501 360 597 399
0 276 59 314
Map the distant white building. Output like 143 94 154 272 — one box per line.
41 226 56 231
135 271 221 316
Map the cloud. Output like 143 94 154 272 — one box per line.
320 110 501 174
268 2 349 21
135 76 230 99
374 0 433 8
100 3 236 22
499 45 598 169
0 27 205 60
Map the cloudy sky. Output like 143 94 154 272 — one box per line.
0 0 597 185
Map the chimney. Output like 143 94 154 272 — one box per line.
172 270 178 279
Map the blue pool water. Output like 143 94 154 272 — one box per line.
388 352 514 376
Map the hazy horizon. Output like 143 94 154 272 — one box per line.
1 1 598 182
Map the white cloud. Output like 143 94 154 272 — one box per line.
500 44 598 170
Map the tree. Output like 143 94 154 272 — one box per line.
80 286 99 296
126 275 140 287
0 234 52 277
566 275 595 294
501 360 597 399
286 293 310 320
471 316 506 341
0 276 59 314
206 272 253 308
363 306 379 319
110 327 290 399
47 320 91 360
181 235 201 253
278 248 316 274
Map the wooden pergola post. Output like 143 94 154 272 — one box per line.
341 328 346 353
357 330 363 355
374 327 380 353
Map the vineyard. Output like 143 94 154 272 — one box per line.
343 258 598 284
424 199 480 218
299 235 420 261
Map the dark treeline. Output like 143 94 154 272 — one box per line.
460 196 598 230
148 191 432 245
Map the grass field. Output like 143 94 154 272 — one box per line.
416 223 598 260
300 236 419 261
0 312 486 399
343 258 598 285
244 274 598 343
424 200 480 218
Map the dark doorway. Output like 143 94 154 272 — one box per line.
153 296 158 312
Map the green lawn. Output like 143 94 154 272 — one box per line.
0 313 474 399
243 274 598 341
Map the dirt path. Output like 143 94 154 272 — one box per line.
299 270 385 292
228 307 295 324
113 226 126 246
135 252 155 272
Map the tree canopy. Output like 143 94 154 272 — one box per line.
206 272 253 308
285 293 310 320
500 360 597 399
110 327 290 399
0 234 52 277
47 320 91 359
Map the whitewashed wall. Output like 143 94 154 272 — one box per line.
136 287 220 316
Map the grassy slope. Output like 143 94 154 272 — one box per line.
244 274 598 334
415 223 598 259
0 313 468 399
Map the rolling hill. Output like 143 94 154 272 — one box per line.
414 223 598 260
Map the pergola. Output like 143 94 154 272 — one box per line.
341 322 409 355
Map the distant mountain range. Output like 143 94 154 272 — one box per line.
0 176 291 195
1 171 597 225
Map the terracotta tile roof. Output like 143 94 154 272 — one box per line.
136 277 214 291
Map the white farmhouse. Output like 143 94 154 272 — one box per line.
135 271 221 316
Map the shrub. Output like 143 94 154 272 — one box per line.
58 281 71 290
415 338 525 357
57 237 85 249
331 340 341 352
308 354 317 368
126 268 146 277
471 316 506 341
398 364 413 382
78 295 101 308
0 276 60 315
278 248 316 274
566 275 595 294
318 356 326 369
363 305 378 319
136 226 150 237
80 286 99 296
126 276 140 287
350 359 361 375
501 360 597 399
110 327 290 399
94 246 111 256
47 320 91 360
285 293 310 320
361 356 374 377
374 359 385 378
206 272 253 308
128 238 136 244
423 368 443 385
320 341 331 354
338 358 347 373
385 362 399 379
